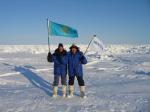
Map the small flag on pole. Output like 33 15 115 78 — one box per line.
84 35 105 57
48 21 78 38
90 36 105 55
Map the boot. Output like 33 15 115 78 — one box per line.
68 85 74 98
52 86 58 98
80 86 86 98
62 85 66 98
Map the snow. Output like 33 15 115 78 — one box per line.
0 44 150 112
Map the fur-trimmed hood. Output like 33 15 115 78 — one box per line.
69 44 79 52
54 48 67 56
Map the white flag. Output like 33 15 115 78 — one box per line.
90 36 105 55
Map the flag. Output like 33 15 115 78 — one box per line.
90 36 105 55
48 21 78 38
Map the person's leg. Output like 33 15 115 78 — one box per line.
77 76 85 86
53 75 60 86
61 75 67 97
68 76 75 97
61 75 67 85
69 76 75 85
52 75 60 97
77 76 86 98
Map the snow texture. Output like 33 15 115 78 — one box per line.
0 44 150 112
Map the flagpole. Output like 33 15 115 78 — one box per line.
84 35 96 55
47 18 50 52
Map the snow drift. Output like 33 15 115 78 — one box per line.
0 44 150 112
0 44 150 55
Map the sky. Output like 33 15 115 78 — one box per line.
0 0 150 45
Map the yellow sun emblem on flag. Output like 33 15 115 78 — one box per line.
62 26 70 33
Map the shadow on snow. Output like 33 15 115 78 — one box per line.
135 71 150 76
14 66 55 96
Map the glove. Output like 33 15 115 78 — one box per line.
80 55 84 60
47 52 53 62
80 52 84 60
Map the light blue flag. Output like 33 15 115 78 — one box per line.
49 21 78 38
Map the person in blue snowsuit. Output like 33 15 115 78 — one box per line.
67 44 87 98
49 43 68 97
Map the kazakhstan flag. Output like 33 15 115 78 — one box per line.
49 21 78 38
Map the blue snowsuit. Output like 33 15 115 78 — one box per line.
68 50 87 86
52 49 68 86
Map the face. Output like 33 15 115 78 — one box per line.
71 48 77 54
58 46 64 52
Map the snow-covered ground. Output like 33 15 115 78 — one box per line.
0 44 150 112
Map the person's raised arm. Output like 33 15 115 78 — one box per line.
80 52 87 64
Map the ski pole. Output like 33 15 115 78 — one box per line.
84 35 96 55
47 18 51 52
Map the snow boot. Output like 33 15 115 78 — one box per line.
62 85 66 98
80 86 86 98
52 86 58 98
67 85 74 98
